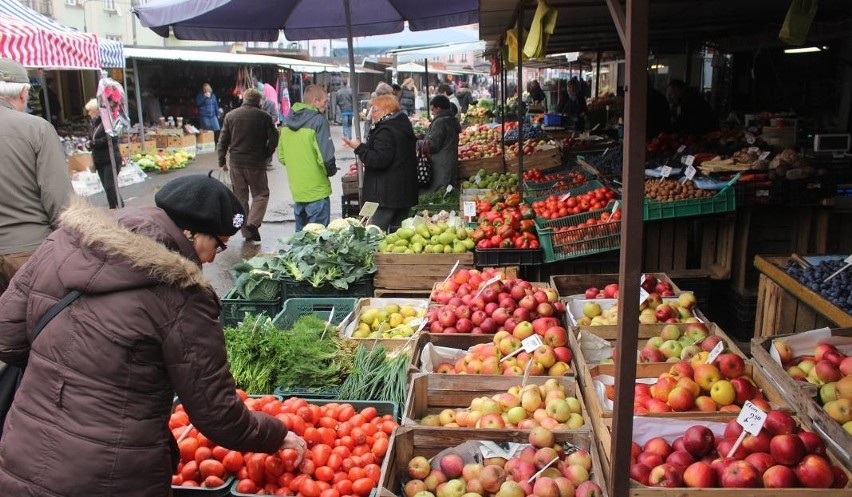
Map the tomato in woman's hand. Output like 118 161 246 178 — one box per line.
264 455 285 478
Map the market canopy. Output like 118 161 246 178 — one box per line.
133 0 478 42
124 47 335 73
0 0 123 68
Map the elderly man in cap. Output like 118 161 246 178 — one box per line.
0 57 71 294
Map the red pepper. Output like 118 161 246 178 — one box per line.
497 224 515 239
476 239 492 249
490 235 502 246
500 238 514 249
519 219 535 233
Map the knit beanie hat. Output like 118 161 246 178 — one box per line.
155 174 245 236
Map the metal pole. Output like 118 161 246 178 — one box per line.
132 58 145 147
41 73 51 125
595 51 602 100
342 0 362 204
500 49 506 170
516 3 524 196
424 59 429 118
609 0 647 495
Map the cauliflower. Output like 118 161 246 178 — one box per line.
302 223 326 233
328 218 356 231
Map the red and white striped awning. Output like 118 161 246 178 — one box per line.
0 12 100 70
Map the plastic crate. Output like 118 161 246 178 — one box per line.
273 386 340 399
523 164 599 196
474 248 543 266
543 113 562 126
220 288 281 328
341 193 360 218
271 297 357 329
173 476 235 497
734 180 783 207
643 185 736 221
280 276 374 300
535 208 621 263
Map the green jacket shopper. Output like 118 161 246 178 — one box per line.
277 102 337 203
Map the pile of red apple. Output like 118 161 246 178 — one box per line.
546 208 622 246
581 274 676 299
402 428 603 497
627 354 769 414
774 340 852 432
630 412 848 488
417 379 584 430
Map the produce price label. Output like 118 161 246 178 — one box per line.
560 192 572 202
474 174 482 184
748 147 760 153
737 400 768 436
521 335 543 353
359 201 379 218
684 164 697 180
475 275 502 297
602 148 609 156
660 166 673 178
444 185 454 197
706 341 725 364
759 151 771 160
463 202 476 217
639 287 650 305
846 254 852 264
677 145 686 154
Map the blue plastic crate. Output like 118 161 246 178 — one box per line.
543 113 562 126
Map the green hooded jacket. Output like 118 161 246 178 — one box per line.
277 102 337 203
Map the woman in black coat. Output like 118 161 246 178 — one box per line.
342 95 418 231
420 95 461 195
85 98 123 209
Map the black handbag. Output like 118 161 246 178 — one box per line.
0 290 82 439
416 151 432 186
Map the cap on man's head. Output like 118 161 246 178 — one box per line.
155 174 246 237
0 58 28 84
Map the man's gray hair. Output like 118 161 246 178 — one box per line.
0 81 30 100
375 82 393 96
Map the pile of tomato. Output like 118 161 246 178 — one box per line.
469 196 540 250
530 186 618 220
549 207 622 245
170 391 397 496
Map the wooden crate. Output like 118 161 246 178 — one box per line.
753 256 852 338
504 146 563 172
341 175 358 196
582 361 790 420
373 252 475 291
797 385 852 470
373 288 433 298
549 272 681 298
564 296 710 341
377 426 605 497
458 155 505 179
403 373 592 430
410 333 506 373
643 214 735 280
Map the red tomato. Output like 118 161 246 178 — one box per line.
336 421 353 438
334 479 353 495
171 475 183 486
236 467 249 480
320 489 340 497
247 453 266 484
178 438 199 463
235 479 258 494
364 464 381 484
311 444 332 467
326 453 343 472
180 480 199 487
211 445 229 462
236 389 248 401
264 455 285 478
318 427 337 447
352 477 375 496
202 476 225 488
336 404 355 422
318 416 338 429
289 474 310 492
199 459 225 479
289 415 307 436
222 451 244 473
315 465 335 482
264 483 280 494
299 478 321 497
303 427 322 446
350 428 366 446
168 411 189 430
180 461 199 482
300 458 316 476
370 438 388 458
194 446 213 464
348 467 366 481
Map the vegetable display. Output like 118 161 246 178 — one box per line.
337 344 411 408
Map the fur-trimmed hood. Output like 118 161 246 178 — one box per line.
54 198 207 292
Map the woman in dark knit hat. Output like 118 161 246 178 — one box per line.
0 175 307 497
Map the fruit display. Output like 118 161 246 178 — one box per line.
530 186 617 220
401 428 604 497
583 147 623 175
644 179 715 202
461 170 519 192
590 322 733 365
350 302 428 339
504 123 548 143
505 138 556 159
646 132 692 155
773 340 852 431
410 115 431 138
581 273 675 299
784 259 852 314
414 379 584 429
132 150 193 172
169 393 398 495
378 222 474 254
629 413 848 488
458 124 503 160
569 292 699 327
469 195 541 250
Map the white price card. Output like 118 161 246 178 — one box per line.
759 151 771 160
685 164 697 181
639 287 650 305
358 201 379 218
522 334 544 353
474 174 482 184
682 155 695 167
660 166 673 178
475 275 502 297
607 200 620 222
706 341 725 364
444 184 454 196
441 260 461 285
602 148 610 156
560 192 572 202
846 254 852 264
748 147 760 153
677 145 686 154
736 400 768 436
463 201 477 217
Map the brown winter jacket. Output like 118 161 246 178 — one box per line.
0 199 287 497
217 102 279 169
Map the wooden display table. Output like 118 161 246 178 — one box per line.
753 255 852 338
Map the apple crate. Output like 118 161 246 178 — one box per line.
376 426 606 497
569 322 747 385
582 360 790 421
522 163 599 196
597 416 852 495
402 373 592 430
564 296 710 341
535 207 621 263
339 297 431 353
374 252 474 292
796 383 852 470
549 272 681 299
504 146 563 173
458 155 506 179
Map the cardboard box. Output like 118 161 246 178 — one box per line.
142 140 156 154
67 153 92 172
181 134 196 148
155 135 171 149
129 142 141 156
196 130 214 144
118 143 131 158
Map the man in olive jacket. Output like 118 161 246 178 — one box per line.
277 85 337 231
218 89 278 242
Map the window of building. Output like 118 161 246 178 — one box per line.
323 46 328 57
461 52 468 62
104 0 117 11
448 54 455 62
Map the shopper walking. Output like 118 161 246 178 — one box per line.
195 83 221 141
218 89 278 242
85 98 123 209
420 95 461 195
399 78 416 116
278 85 337 231
0 175 306 497
0 57 71 294
436 83 461 118
336 79 354 140
342 95 418 232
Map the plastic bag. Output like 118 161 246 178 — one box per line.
215 168 232 189
779 0 818 46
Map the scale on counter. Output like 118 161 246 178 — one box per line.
813 133 851 158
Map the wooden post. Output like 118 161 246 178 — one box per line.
516 4 525 197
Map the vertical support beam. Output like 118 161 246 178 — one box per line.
609 0 647 496
595 51 602 100
501 50 507 172
516 2 525 196
685 41 694 84
131 58 145 144
604 0 628 49
424 59 430 118
343 0 360 141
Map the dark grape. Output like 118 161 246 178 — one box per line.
784 259 852 314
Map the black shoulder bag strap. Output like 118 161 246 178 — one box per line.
32 290 83 340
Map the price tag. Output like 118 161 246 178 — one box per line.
677 145 686 154
444 184 454 197
521 335 543 353
682 155 695 167
660 165 673 178
358 201 379 218
576 155 585 161
474 174 482 184
474 275 502 297
528 456 560 483
706 341 725 364
639 287 650 305
602 148 609 156
685 164 697 180
746 134 756 145
759 151 771 160
736 400 768 436
415 318 429 333
747 147 760 153
607 200 620 222
441 260 461 286
463 201 477 217
559 192 572 202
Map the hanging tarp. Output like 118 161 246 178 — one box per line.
0 0 124 68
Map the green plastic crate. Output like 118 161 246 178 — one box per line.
535 207 621 263
643 185 736 221
220 288 281 328
272 297 357 329
525 179 616 209
280 276 374 300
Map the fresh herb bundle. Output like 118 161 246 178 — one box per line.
336 344 411 407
